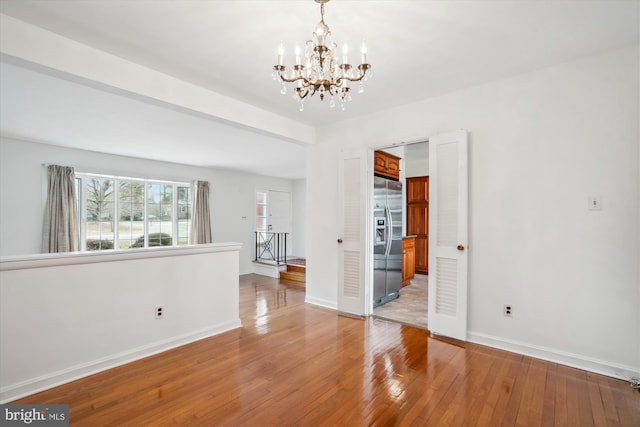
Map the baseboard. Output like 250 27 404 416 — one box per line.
305 296 337 310
0 319 242 403
467 331 640 381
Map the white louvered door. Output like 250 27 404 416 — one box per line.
337 148 368 316
428 130 469 340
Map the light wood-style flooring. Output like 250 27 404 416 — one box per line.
373 274 428 329
13 274 640 426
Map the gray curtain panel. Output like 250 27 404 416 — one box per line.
42 165 79 253
191 180 212 244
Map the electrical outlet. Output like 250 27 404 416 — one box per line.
588 195 602 211
155 306 164 319
503 304 512 317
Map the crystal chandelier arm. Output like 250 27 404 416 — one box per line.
335 74 365 84
335 64 371 85
272 65 314 87
279 74 313 86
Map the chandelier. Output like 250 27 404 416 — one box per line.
272 0 371 111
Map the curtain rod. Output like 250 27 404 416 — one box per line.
42 164 192 187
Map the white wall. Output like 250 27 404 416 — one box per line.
404 142 429 178
0 137 296 274
0 244 241 402
292 179 307 257
306 46 640 378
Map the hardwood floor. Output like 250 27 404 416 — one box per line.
13 274 640 426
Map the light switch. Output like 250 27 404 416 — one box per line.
588 196 602 211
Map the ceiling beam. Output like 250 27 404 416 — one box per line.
0 13 316 146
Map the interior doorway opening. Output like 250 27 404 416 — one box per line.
339 130 468 339
371 141 429 330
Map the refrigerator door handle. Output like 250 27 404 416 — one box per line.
385 203 392 257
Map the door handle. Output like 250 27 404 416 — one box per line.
337 238 343 244
385 205 392 257
457 244 465 251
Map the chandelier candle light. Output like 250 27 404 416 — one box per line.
272 0 371 111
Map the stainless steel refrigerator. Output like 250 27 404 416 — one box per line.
373 176 403 307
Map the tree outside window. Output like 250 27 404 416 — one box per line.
118 181 145 249
86 178 114 250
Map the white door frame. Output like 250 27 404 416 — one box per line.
363 132 469 340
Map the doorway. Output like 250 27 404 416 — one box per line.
255 189 293 264
372 142 429 329
268 191 292 236
337 130 468 340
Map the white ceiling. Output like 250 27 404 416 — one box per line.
0 0 638 178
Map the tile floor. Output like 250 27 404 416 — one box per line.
373 274 428 329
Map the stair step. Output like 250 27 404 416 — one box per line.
286 264 306 273
280 270 306 283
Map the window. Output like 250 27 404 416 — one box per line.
76 173 192 251
256 191 268 232
86 177 114 250
118 181 145 249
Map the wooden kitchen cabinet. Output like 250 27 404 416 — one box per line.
402 236 416 286
374 150 401 181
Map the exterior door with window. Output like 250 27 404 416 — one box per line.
268 191 292 233
428 130 469 341
255 190 292 261
268 190 292 255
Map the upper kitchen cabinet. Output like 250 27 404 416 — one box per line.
374 150 401 181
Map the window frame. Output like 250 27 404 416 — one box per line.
75 172 192 252
255 190 268 232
